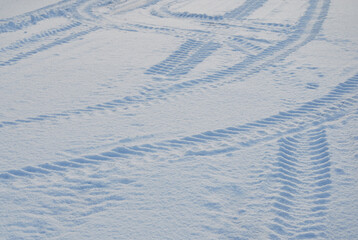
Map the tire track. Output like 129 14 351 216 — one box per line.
0 0 79 33
145 39 221 76
1 1 355 239
253 21 296 34
107 0 329 104
1 73 357 181
0 0 124 66
74 0 118 21
1 69 357 130
221 0 330 86
156 0 268 21
0 0 173 69
268 128 331 239
0 21 82 54
224 0 268 20
229 36 266 55
0 25 100 66
110 0 160 16
0 0 117 33
0 0 331 129
163 10 224 21
151 0 225 21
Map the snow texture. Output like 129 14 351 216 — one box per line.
0 0 358 239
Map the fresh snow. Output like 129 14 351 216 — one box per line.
0 0 358 239
0 0 61 19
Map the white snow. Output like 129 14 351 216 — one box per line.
168 0 246 16
0 0 61 19
1 0 358 239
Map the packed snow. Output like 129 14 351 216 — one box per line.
0 0 357 239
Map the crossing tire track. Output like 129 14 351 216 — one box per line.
1 1 356 239
0 0 128 66
0 0 331 129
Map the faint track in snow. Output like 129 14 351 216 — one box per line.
1 73 357 181
0 0 74 33
220 0 331 86
0 71 356 240
153 0 267 21
0 21 82 54
228 36 266 55
0 0 122 33
0 0 331 129
0 0 346 183
224 0 267 20
0 166 134 239
268 128 331 239
1 1 356 239
0 25 100 66
0 0 158 66
252 21 296 34
0 1 119 66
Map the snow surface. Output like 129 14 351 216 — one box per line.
0 0 358 239
0 0 61 19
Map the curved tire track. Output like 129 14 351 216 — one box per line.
1 73 357 181
155 0 268 21
0 0 129 66
0 0 331 130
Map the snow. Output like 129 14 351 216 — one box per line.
0 0 61 19
168 0 246 16
0 0 358 239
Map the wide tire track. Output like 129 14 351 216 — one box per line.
268 128 331 239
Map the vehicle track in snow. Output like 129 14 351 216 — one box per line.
268 128 331 239
0 0 331 129
0 0 166 67
153 0 268 21
145 39 221 76
0 0 76 33
1 1 357 239
1 73 357 180
0 25 101 66
1 73 357 240
0 0 120 66
224 0 268 20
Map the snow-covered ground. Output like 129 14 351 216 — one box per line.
0 0 357 239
